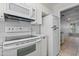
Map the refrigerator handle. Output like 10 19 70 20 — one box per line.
51 25 59 30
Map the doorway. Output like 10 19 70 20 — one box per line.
60 5 79 56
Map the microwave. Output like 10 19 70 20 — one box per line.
0 3 33 21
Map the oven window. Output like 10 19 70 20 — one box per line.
17 44 36 56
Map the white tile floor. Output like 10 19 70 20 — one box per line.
59 37 79 56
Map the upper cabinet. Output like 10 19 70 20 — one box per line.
30 4 42 24
31 8 37 20
36 7 42 24
31 7 42 24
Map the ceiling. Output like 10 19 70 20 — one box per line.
61 5 79 23
42 3 57 10
42 3 71 10
41 3 57 17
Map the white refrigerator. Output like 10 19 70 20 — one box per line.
41 14 60 56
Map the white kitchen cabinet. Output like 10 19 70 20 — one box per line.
31 5 42 24
0 3 6 21
36 7 42 24
31 8 37 20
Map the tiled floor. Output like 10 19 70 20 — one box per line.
59 37 79 56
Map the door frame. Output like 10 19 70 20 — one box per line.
60 4 79 51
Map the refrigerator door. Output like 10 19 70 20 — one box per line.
42 15 53 56
52 16 60 56
47 15 60 56
42 15 60 56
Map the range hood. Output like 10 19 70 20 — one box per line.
4 13 35 22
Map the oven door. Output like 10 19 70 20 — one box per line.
3 38 41 56
17 42 41 56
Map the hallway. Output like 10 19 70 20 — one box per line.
59 37 79 56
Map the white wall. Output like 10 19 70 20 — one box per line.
31 24 41 35
52 3 79 17
5 21 32 35
61 22 72 33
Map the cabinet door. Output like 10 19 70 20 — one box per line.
0 3 6 21
36 8 42 24
31 7 42 24
31 8 37 20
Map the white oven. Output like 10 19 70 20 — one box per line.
3 37 41 56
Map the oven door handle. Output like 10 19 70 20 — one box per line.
3 39 41 50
